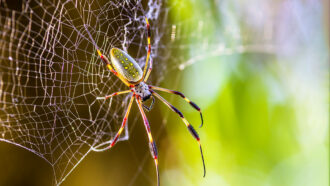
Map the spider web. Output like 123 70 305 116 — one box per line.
0 0 277 185
0 0 166 185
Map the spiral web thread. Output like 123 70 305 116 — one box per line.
0 0 166 184
0 0 277 185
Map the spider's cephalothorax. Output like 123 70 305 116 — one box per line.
134 82 151 101
94 18 205 186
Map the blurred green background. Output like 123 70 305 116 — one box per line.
0 0 328 186
159 0 329 186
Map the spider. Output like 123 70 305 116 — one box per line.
94 18 205 186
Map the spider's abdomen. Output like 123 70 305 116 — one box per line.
110 48 143 84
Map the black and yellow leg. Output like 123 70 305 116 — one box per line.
143 18 153 82
109 94 135 148
136 97 160 186
149 86 204 127
151 90 206 177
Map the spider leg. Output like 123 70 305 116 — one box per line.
96 50 116 74
84 25 130 86
96 89 132 100
96 50 131 86
149 86 204 128
143 95 155 112
109 94 135 148
151 90 206 177
136 97 160 186
143 18 153 82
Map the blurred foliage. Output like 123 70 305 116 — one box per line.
161 0 329 186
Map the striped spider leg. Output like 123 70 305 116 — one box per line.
151 90 206 177
136 96 160 186
108 94 135 148
149 86 203 128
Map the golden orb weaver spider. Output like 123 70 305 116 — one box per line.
94 18 205 186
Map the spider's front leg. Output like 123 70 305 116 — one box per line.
143 18 153 82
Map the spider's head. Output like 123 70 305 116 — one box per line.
134 82 151 101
